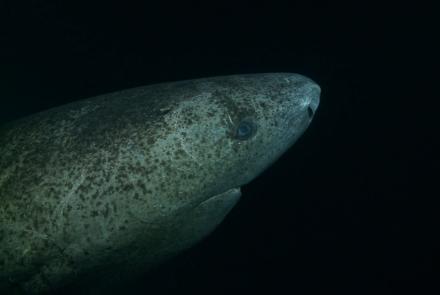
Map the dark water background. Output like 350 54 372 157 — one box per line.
0 1 437 294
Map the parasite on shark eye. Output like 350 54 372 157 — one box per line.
235 120 256 140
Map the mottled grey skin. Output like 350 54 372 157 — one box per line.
0 73 320 293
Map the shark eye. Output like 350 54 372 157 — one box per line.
235 120 256 140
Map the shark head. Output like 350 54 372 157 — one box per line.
161 73 320 199
136 72 321 265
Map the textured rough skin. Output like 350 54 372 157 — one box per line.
0 73 320 293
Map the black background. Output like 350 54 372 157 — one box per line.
0 1 437 294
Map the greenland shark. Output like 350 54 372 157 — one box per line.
0 73 320 293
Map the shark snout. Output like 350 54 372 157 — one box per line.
306 83 320 118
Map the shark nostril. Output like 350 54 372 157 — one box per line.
307 106 314 118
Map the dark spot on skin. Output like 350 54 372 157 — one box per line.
137 180 147 194
175 149 185 158
111 202 117 213
102 203 110 218
91 191 100 199
122 183 134 192
147 137 155 145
